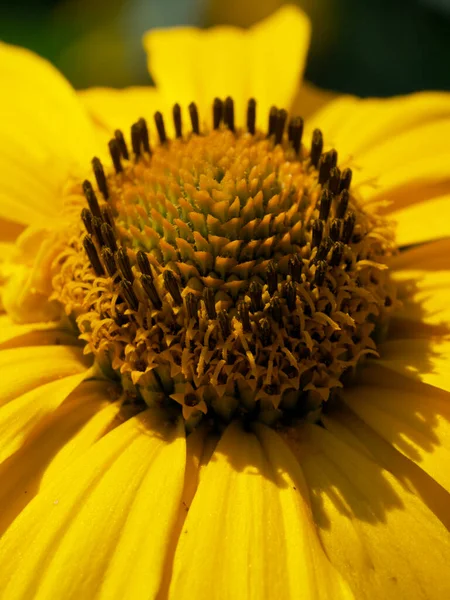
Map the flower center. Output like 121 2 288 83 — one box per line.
52 97 397 428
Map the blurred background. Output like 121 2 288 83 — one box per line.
1 0 450 96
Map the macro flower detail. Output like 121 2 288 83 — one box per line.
0 5 450 600
52 97 396 428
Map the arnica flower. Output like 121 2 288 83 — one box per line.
0 5 450 599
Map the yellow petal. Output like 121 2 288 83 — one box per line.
291 81 339 122
392 194 450 246
389 238 450 271
308 92 450 158
144 5 310 130
0 370 89 464
377 336 450 393
0 380 121 535
390 268 450 336
0 408 185 600
0 314 80 349
323 404 450 530
354 119 450 190
79 86 165 138
0 43 100 225
292 423 450 599
169 421 352 599
342 368 450 494
0 344 87 406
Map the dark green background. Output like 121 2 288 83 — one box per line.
2 0 450 95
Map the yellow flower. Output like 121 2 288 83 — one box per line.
0 5 450 599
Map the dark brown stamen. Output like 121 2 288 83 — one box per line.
266 260 278 295
310 129 323 168
114 129 129 160
274 109 287 145
81 208 94 235
154 111 167 144
141 274 162 309
101 205 115 230
284 281 296 311
318 151 336 185
164 270 182 305
203 287 217 319
92 157 109 200
131 122 142 159
218 310 231 338
100 222 117 252
138 118 151 154
247 98 256 134
288 116 304 154
136 250 152 276
336 189 350 219
249 281 263 312
82 180 101 219
109 139 123 173
213 98 223 130
120 279 139 311
339 168 353 192
185 292 199 321
319 189 333 221
317 237 332 261
92 217 105 246
330 218 342 242
259 318 272 346
330 241 344 266
116 247 134 282
238 300 251 332
342 213 356 244
311 219 324 249
101 247 117 278
83 235 104 276
329 149 338 168
288 254 302 283
188 102 200 135
173 104 182 138
267 106 278 137
328 167 341 195
224 97 235 132
314 261 327 286
269 297 282 324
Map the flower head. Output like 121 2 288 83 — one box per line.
0 6 450 600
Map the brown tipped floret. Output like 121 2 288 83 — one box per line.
224 97 235 132
188 102 200 134
247 98 256 134
92 157 109 200
154 111 167 144
173 104 182 138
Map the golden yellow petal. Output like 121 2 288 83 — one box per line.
291 81 338 122
78 86 166 139
308 92 450 158
291 423 450 599
0 370 88 465
391 268 450 336
392 194 450 246
323 405 450 530
144 5 311 130
342 366 450 494
0 43 100 225
389 238 450 271
0 380 121 535
378 336 450 393
169 421 352 599
0 344 87 407
0 409 186 600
